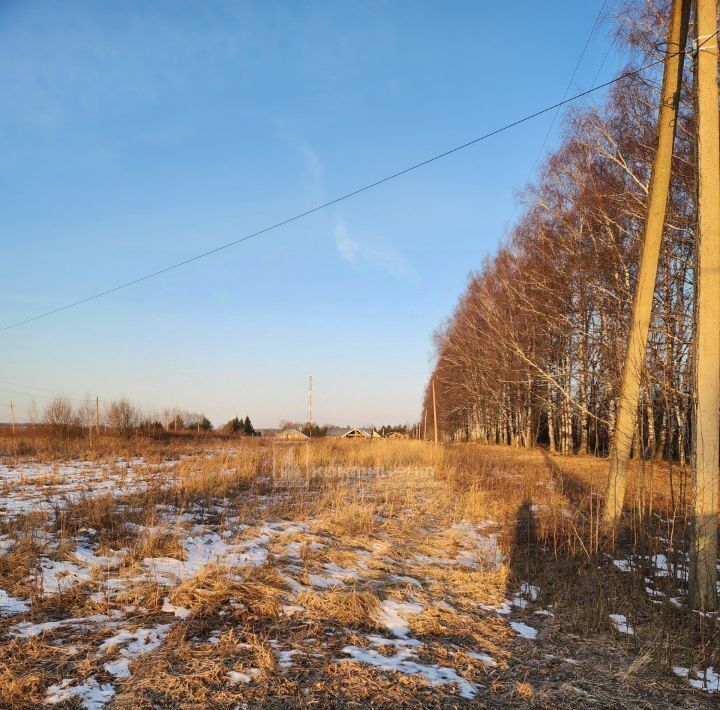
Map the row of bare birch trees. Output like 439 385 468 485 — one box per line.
425 1 699 463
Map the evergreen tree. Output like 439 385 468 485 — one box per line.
243 416 255 436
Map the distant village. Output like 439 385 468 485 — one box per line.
266 425 410 441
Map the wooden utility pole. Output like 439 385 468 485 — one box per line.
95 396 100 437
689 0 720 611
603 0 691 528
9 402 15 436
423 408 427 441
432 378 438 445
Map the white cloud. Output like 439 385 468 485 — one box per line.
334 218 416 281
273 124 324 204
335 219 360 263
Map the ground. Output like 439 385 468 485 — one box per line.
0 437 717 708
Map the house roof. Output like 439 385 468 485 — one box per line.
275 428 309 439
326 427 372 438
325 427 348 437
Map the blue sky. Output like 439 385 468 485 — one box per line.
0 0 623 428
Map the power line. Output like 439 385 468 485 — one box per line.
1 36 713 335
517 0 609 204
0 386 103 403
580 35 620 113
0 378 90 398
588 34 620 97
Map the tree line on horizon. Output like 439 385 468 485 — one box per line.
424 1 697 463
20 397 413 441
15 396 266 439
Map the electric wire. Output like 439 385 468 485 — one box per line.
0 379 92 398
1 31 715 335
514 0 609 210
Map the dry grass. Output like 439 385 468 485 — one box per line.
296 588 381 626
0 436 716 707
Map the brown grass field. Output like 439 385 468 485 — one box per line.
0 434 717 708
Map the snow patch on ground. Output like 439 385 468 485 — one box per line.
520 581 539 601
375 599 424 638
0 588 30 615
309 561 362 588
468 651 497 667
673 666 720 693
308 573 342 588
342 645 479 699
608 613 634 635
44 677 115 709
142 532 269 585
390 574 422 587
481 600 512 616
37 559 94 596
510 621 538 640
98 623 172 678
228 668 260 685
161 598 191 619
0 458 175 518
449 522 504 570
366 634 423 648
12 613 121 638
276 649 301 668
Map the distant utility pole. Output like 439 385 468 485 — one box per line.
9 402 15 436
689 0 720 612
307 374 312 437
432 378 438 445
603 0 691 528
423 408 427 441
96 397 100 436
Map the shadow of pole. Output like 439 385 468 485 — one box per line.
539 448 635 559
540 448 592 505
508 499 539 587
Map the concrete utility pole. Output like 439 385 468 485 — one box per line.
689 0 720 611
432 378 438 445
307 375 312 437
603 0 691 528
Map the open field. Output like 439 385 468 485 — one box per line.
0 437 718 708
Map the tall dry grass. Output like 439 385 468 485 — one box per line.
0 436 716 706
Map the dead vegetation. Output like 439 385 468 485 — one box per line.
0 437 716 707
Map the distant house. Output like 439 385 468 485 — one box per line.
275 428 309 441
386 431 408 440
326 427 372 439
258 428 280 438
